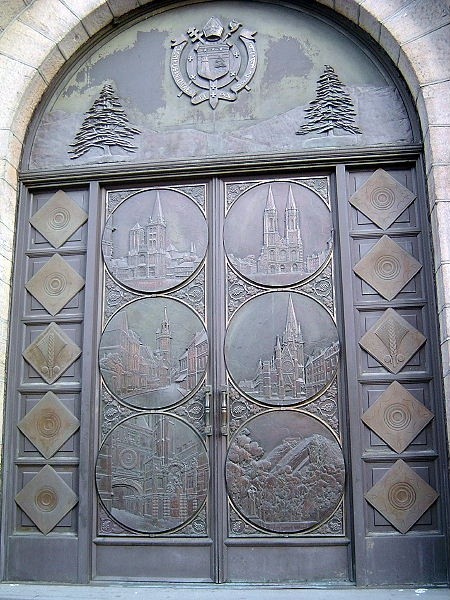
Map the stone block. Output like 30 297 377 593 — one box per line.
58 20 90 60
358 6 381 42
0 56 37 131
10 70 47 141
0 253 13 287
435 262 450 311
38 45 66 85
334 0 360 24
396 49 420 100
401 25 450 85
379 24 401 65
0 160 18 190
0 19 55 69
361 0 412 23
427 165 450 204
426 127 450 166
61 0 105 19
0 0 27 31
0 179 18 232
79 2 113 35
18 0 81 43
431 202 450 269
383 0 450 45
421 81 450 126
0 222 14 260
0 129 23 172
316 0 335 9
438 302 450 345
107 0 139 18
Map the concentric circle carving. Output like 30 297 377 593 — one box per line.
226 411 345 533
96 413 209 534
48 207 71 230
387 481 416 511
374 255 401 280
383 403 412 431
35 487 58 512
36 409 62 439
119 448 138 469
370 187 396 211
43 272 67 296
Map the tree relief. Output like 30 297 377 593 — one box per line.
225 410 345 534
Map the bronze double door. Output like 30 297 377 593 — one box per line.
94 174 348 582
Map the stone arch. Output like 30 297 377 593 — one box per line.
0 1 449 447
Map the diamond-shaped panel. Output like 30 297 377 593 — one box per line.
349 169 416 230
30 190 88 248
365 459 439 533
23 322 81 384
18 391 80 459
25 254 85 316
359 308 426 374
362 382 434 453
354 235 421 300
15 465 78 534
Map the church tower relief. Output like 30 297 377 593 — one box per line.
156 306 172 387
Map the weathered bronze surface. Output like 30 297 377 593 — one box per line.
25 254 85 316
99 297 208 409
29 190 88 248
103 189 207 293
226 410 345 533
349 169 416 230
18 391 80 459
225 181 331 287
361 381 433 453
15 465 78 535
359 308 426 374
171 16 257 109
225 291 339 405
96 413 208 533
365 459 439 534
23 322 82 384
353 235 421 300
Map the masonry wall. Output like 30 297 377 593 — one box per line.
0 0 449 468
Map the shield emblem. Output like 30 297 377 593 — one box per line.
196 43 230 81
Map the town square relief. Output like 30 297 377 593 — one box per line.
96 413 208 533
225 181 332 286
99 297 208 409
102 188 207 293
225 292 339 405
226 411 345 533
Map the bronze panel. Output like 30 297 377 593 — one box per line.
353 236 421 301
225 181 331 287
23 322 82 384
365 460 439 534
361 382 433 453
25 254 85 316
359 308 426 374
225 291 339 405
29 190 88 248
96 414 208 534
225 410 345 533
103 188 207 293
18 391 80 459
349 169 416 230
15 465 78 535
99 297 208 409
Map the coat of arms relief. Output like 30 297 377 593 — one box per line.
171 16 257 108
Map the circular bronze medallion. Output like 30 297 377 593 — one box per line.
99 297 208 409
225 291 339 406
103 188 207 293
226 410 345 533
224 181 331 287
96 414 209 534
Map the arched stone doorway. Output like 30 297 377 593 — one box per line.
0 0 449 587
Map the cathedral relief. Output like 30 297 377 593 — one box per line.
224 181 332 287
99 297 208 410
102 188 208 293
225 292 339 406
